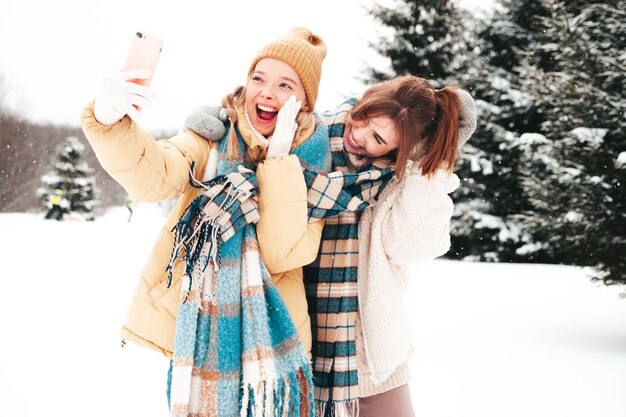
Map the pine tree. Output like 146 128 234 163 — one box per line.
366 0 553 262
448 0 562 263
518 0 626 284
39 136 98 220
367 0 468 84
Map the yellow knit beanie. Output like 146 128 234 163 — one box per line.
248 27 327 111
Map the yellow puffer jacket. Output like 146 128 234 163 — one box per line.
80 102 323 358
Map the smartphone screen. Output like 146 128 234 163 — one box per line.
122 31 163 87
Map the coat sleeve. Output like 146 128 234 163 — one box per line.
380 169 460 265
80 101 209 202
255 155 324 274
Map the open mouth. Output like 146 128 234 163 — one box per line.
256 104 278 124
345 130 364 152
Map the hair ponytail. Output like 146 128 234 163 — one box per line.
221 85 245 161
418 86 462 175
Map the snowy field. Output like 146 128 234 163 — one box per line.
1 204 625 417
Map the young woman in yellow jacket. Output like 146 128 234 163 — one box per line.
81 27 328 415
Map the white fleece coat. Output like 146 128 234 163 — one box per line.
357 161 460 387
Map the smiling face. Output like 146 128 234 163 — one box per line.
343 114 400 158
244 58 308 137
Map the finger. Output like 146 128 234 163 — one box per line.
128 93 153 109
288 95 297 113
109 101 126 116
282 95 295 112
122 103 141 122
123 82 158 101
290 97 300 117
116 69 152 81
282 95 298 120
279 96 292 114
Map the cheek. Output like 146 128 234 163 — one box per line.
244 99 255 116
366 142 390 157
276 96 288 108
278 90 304 106
244 87 256 106
292 88 308 106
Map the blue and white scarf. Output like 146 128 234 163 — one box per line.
167 122 330 417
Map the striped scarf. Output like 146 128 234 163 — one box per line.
303 99 394 417
166 118 394 417
167 122 328 417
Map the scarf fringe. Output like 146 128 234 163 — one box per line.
165 173 247 294
313 400 359 417
240 366 314 417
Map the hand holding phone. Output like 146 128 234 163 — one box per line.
93 70 157 124
93 31 163 125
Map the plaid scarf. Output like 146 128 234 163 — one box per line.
303 99 394 417
167 122 328 417
166 119 394 417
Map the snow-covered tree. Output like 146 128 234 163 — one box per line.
38 136 98 220
365 0 554 262
518 0 626 284
367 0 468 85
447 0 562 263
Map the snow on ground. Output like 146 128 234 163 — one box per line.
1 204 625 417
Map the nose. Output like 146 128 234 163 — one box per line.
260 84 275 100
351 125 365 145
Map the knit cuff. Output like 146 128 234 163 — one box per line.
359 362 412 398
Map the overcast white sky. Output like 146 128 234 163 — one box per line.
0 0 495 132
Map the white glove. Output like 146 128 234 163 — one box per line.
266 95 301 158
93 69 156 125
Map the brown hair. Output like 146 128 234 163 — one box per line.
220 82 314 163
350 75 464 179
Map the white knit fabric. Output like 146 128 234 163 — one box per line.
357 162 460 387
457 89 477 147
356 313 413 397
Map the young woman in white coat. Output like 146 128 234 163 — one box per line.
305 75 477 417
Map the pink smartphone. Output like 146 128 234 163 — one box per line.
122 31 163 87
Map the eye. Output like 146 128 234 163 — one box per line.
280 82 293 90
251 75 263 82
373 132 384 145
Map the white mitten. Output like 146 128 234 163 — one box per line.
93 69 156 125
266 95 301 158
